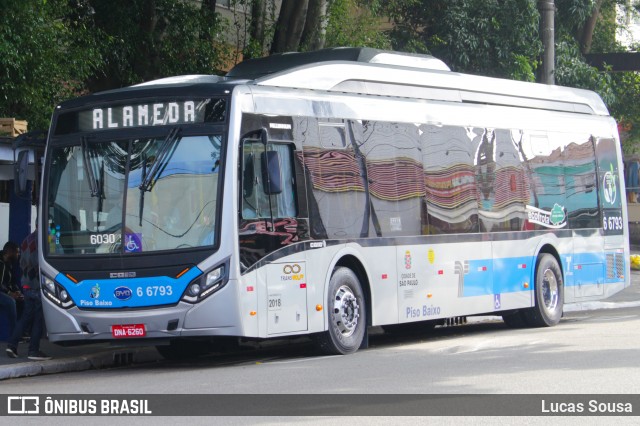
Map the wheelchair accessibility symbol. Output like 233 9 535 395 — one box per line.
124 233 142 253
494 294 501 310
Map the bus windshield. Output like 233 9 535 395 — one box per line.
46 133 222 255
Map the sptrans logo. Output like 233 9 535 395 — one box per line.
602 170 617 205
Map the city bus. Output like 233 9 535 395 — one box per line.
35 48 629 358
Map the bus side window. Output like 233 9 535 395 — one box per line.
242 141 297 219
242 142 260 219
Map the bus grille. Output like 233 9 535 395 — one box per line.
606 252 625 280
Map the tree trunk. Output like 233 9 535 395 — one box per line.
251 0 266 43
300 0 328 51
579 0 604 54
245 0 267 58
134 0 162 82
202 0 217 14
270 0 309 53
201 0 218 42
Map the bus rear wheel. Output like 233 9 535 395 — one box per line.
522 253 564 327
314 267 366 355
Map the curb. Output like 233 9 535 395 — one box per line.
0 346 161 381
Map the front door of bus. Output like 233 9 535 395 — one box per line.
265 261 308 335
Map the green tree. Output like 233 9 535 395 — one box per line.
235 0 389 56
379 0 542 81
0 0 101 130
323 0 391 50
87 0 232 92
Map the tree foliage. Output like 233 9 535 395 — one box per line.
0 0 101 129
87 0 232 91
0 0 232 129
323 0 391 50
378 0 543 80
2 0 640 146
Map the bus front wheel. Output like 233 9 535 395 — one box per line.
314 267 366 355
523 253 564 327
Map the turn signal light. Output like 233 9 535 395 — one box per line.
316 304 323 311
250 311 257 316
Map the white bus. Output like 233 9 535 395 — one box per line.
36 48 629 358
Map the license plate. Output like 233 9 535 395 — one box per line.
111 324 146 338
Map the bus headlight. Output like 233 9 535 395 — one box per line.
189 283 201 295
181 261 228 303
42 275 75 309
43 276 56 294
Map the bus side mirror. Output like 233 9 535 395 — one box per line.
14 150 29 196
261 150 282 195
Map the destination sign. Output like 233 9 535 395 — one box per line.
54 98 226 135
90 101 198 130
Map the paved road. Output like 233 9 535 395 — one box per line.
6 304 640 395
4 306 640 425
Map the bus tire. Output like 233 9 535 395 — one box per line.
314 267 366 355
522 253 564 327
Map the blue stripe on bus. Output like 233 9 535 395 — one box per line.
461 251 624 297
56 267 202 309
53 251 623 306
492 256 534 294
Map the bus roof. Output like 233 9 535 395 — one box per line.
227 48 609 116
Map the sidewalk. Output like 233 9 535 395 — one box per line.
0 339 161 380
2 266 640 381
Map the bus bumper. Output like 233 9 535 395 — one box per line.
42 282 245 344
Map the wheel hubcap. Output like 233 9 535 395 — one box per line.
541 268 559 312
332 285 360 337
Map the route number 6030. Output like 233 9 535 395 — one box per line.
90 233 117 245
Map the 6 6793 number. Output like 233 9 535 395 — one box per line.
136 285 173 297
602 210 624 235
603 215 623 231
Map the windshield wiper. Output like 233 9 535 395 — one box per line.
81 136 100 197
139 127 181 192
138 127 181 225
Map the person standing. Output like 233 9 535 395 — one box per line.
0 242 21 339
6 231 51 360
